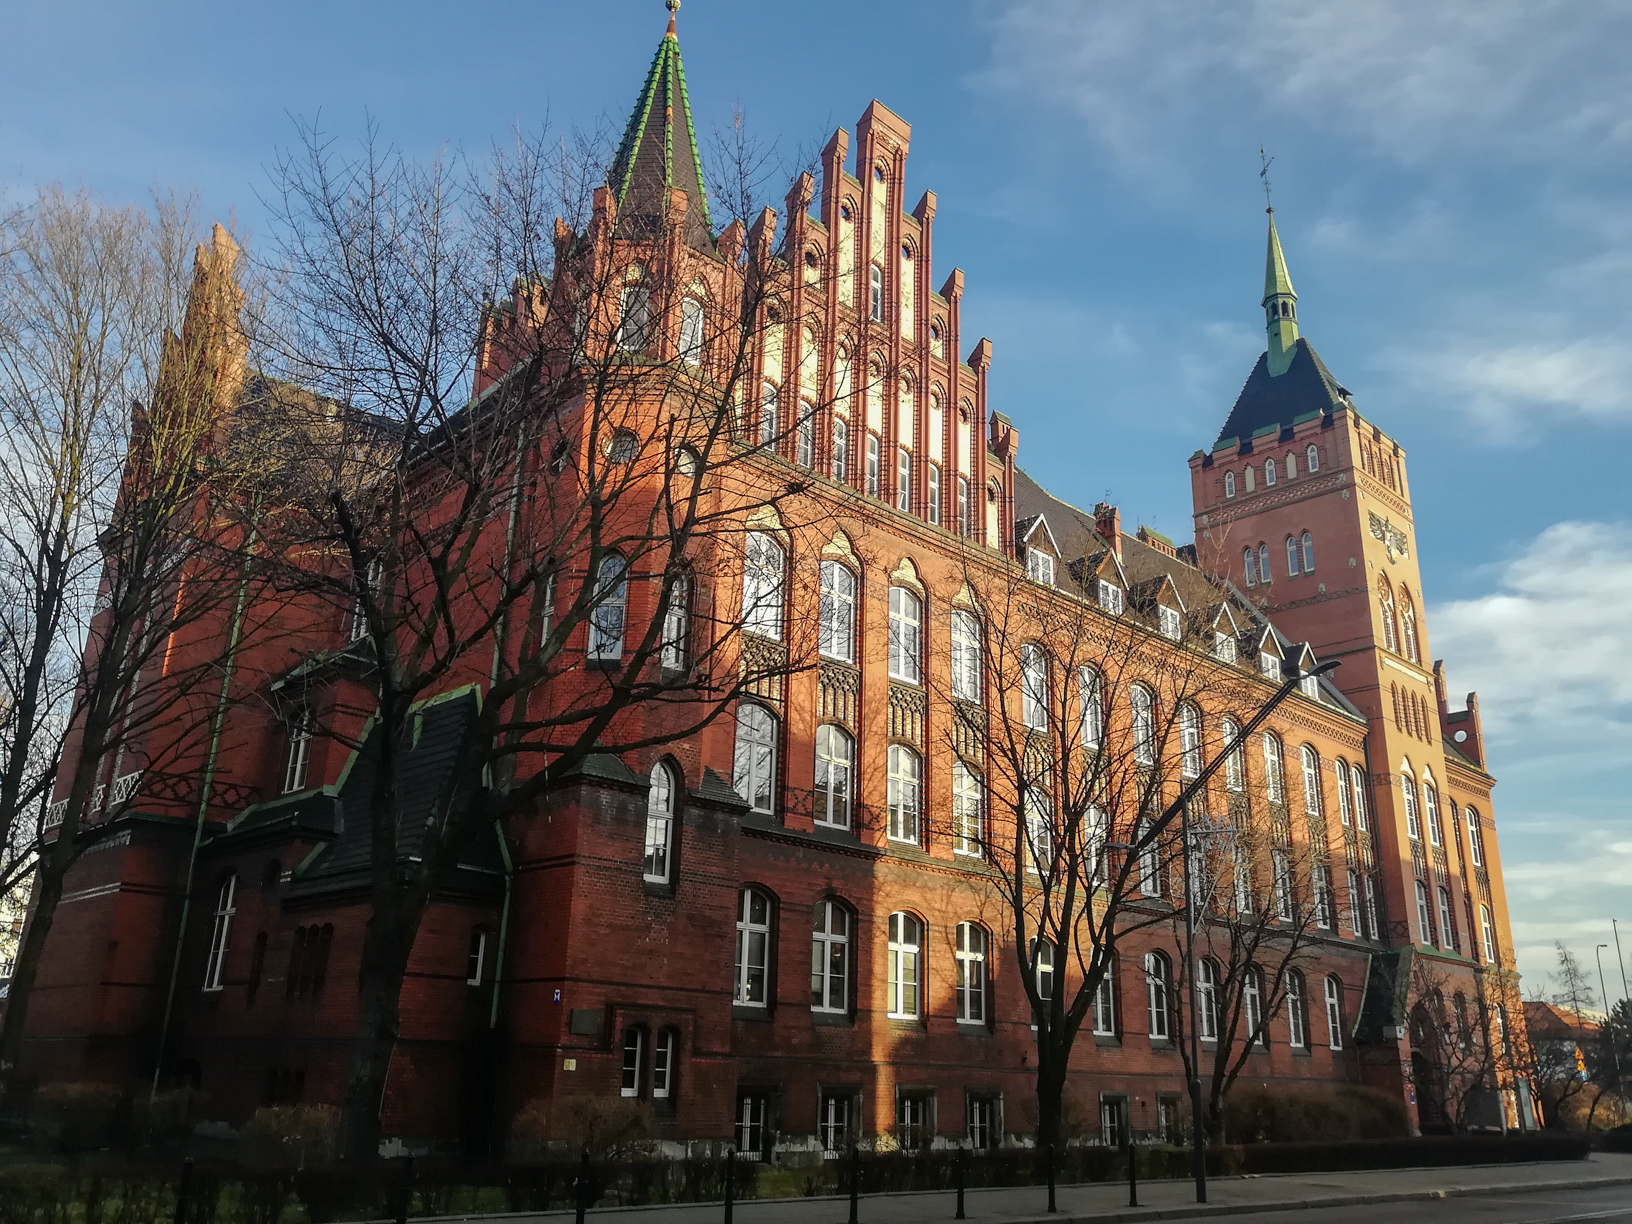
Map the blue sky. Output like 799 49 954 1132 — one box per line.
7 0 1630 995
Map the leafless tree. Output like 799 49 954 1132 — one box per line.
1406 957 1513 1133
1525 943 1604 1129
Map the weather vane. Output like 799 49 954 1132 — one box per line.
1259 147 1275 214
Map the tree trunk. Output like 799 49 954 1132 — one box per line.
339 902 422 1165
1033 1037 1066 1152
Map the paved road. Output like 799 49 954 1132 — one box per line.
1218 1182 1632 1224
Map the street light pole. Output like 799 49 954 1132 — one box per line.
1153 657 1339 1205
1614 921 1629 1008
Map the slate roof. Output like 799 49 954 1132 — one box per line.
608 19 713 250
1214 338 1351 449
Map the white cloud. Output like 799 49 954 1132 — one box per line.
1397 338 1632 436
974 0 1632 167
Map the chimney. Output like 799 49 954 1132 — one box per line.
1095 502 1122 558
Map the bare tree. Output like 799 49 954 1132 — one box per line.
1406 957 1516 1133
0 192 273 1090
1525 942 1602 1129
254 112 849 1161
924 544 1311 1151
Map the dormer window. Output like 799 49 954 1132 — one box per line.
1214 631 1237 663
1300 671 1320 699
1260 652 1281 681
1158 605 1181 641
1026 549 1055 586
1098 580 1124 616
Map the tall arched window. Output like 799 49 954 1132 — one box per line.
1378 578 1399 653
1244 547 1258 588
832 417 849 483
1222 718 1244 792
466 925 490 985
888 586 922 683
819 561 856 663
1225 471 1237 498
1197 958 1220 1041
1021 644 1050 731
742 532 786 640
1079 667 1104 749
952 762 983 857
1336 758 1353 826
1437 885 1457 952
1265 459 1278 486
734 889 772 1006
1301 745 1322 817
798 402 816 468
1306 444 1320 473
814 725 854 829
1258 542 1272 584
887 744 921 844
1415 879 1434 946
1423 772 1442 846
1286 970 1308 1048
896 446 912 512
283 707 314 794
1092 959 1116 1036
1401 596 1421 664
811 899 850 1013
1301 532 1315 573
1322 976 1343 1050
621 1026 646 1096
1286 535 1302 577
1144 952 1171 1039
679 297 705 364
1480 904 1497 963
661 574 690 671
1350 763 1369 832
1131 685 1156 766
869 264 884 321
887 912 922 1018
653 1029 677 1099
759 381 780 446
1467 807 1485 866
1179 703 1202 779
644 763 676 883
955 922 987 1023
1032 939 1056 1006
951 610 982 703
1262 733 1285 804
587 554 629 662
1285 450 1298 478
1023 772 1053 872
203 872 237 992
732 704 778 815
1244 965 1265 1046
1401 767 1421 840
1136 818 1162 896
617 283 651 351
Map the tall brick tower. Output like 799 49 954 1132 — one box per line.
1187 211 1529 1128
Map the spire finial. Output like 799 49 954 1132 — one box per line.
1259 147 1275 214
666 0 680 35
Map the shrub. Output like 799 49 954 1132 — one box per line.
510 1096 655 1162
1223 1082 1410 1143
132 1088 208 1147
240 1105 340 1171
1227 1132 1588 1174
31 1082 127 1151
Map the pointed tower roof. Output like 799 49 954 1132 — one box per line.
1264 209 1295 302
608 1 713 249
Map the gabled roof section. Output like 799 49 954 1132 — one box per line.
608 10 714 250
1017 513 1060 556
1215 337 1350 449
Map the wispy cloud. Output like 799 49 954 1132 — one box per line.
1394 339 1632 438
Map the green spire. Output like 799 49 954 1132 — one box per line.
607 3 713 248
1263 208 1299 376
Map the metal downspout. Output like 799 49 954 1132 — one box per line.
149 499 261 1096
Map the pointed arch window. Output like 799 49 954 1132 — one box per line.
1258 543 1272 584
617 284 651 352
1401 768 1421 840
742 532 785 640
644 762 676 883
1131 684 1156 765
759 382 780 447
679 297 705 364
1285 450 1298 478
1261 733 1285 804
1221 718 1244 792
1467 807 1485 866
1243 548 1257 588
832 417 849 483
1350 763 1369 832
661 574 690 671
588 554 629 662
1224 471 1237 499
1300 745 1322 817
1021 644 1050 731
1336 758 1353 826
1179 703 1202 779
1379 579 1399 653
1423 774 1442 847
1401 597 1421 664
1301 532 1315 573
1079 667 1104 749
869 265 884 321
1286 535 1302 577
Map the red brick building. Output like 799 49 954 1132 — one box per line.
20 11 1532 1153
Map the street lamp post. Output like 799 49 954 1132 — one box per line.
1150 657 1340 1204
1614 921 1629 1008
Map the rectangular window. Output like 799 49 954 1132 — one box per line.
737 1094 768 1159
797 405 815 468
1026 549 1055 586
869 265 884 321
1021 644 1049 731
887 587 922 684
652 1030 675 1098
1213 631 1237 663
896 1094 931 1150
952 763 983 857
967 1096 998 1151
866 435 880 497
1092 971 1115 1036
734 890 772 1006
1158 605 1182 641
957 476 970 538
896 447 912 512
620 1028 644 1097
1261 652 1281 681
819 562 856 663
887 912 921 1019
955 922 986 1022
1097 580 1123 615
832 419 849 483
466 927 488 985
283 708 313 794
203 874 236 992
819 1093 851 1155
927 465 941 526
811 900 849 1013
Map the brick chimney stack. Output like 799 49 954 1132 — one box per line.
1095 502 1122 558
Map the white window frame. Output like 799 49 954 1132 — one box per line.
1222 719 1244 792
956 475 971 538
653 1029 676 1098
832 417 849 483
1272 849 1293 920
620 1027 645 1097
1244 547 1258 588
759 381 779 447
1325 977 1344 1050
1137 818 1162 897
1033 939 1056 1007
1158 604 1182 641
887 744 922 844
866 434 880 496
1480 904 1496 963
1302 531 1315 573
1350 764 1370 832
797 403 815 468
283 708 314 794
1092 968 1116 1036
1244 967 1265 1046
1021 644 1049 730
732 703 778 816
1301 746 1322 816
819 561 856 663
588 553 629 662
1027 549 1055 586
896 446 912 512
1260 651 1281 681
955 922 987 1023
1197 958 1219 1041
811 899 850 1014
1438 885 1457 952
951 611 982 703
644 762 676 883
1179 703 1202 779
1402 772 1421 840
1306 444 1320 473
1024 781 1052 874
1346 868 1363 935
927 465 941 527
1131 685 1156 766
203 873 236 992
1424 781 1442 847
887 911 922 1019
1145 952 1170 1040
814 724 854 829
1468 808 1484 866
1098 579 1124 615
1080 667 1104 749
1416 879 1434 945
679 297 705 364
734 889 772 1007
1262 734 1284 803
888 586 923 684
1336 759 1353 826
1286 535 1302 577
1224 471 1236 498
742 532 785 640
660 574 690 671
466 926 488 986
869 264 884 321
952 762 983 857
1287 972 1308 1048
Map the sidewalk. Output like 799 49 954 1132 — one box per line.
434 1152 1632 1224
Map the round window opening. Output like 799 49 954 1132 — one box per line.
873 166 885 183
901 243 912 261
605 429 639 464
1454 730 1468 743
805 249 820 268
840 203 853 222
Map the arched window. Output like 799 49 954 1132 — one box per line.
466 925 490 985
955 922 987 1023
1335 758 1353 826
1437 886 1457 952
1021 644 1049 731
1286 535 1301 577
653 1028 677 1099
832 417 849 483
1244 964 1265 1046
661 574 690 671
1262 733 1285 803
1092 958 1117 1036
1136 818 1162 896
1023 772 1053 871
1272 849 1294 919
742 532 785 640
1346 867 1363 935
283 707 314 794
617 283 651 351
819 561 856 663
869 264 884 321
888 586 922 683
1285 450 1298 478
644 762 676 883
1197 958 1220 1040
1350 763 1369 832
886 912 922 1018
1245 465 1257 493
759 381 780 446
951 610 982 703
732 704 778 815
203 872 237 992
1243 547 1258 588
1306 444 1320 473
927 464 942 527
1423 773 1442 846
1401 597 1421 664
1032 939 1056 1006
1286 970 1308 1048
952 762 983 857
1221 718 1244 792
1480 904 1497 963
1144 952 1171 1039
1079 667 1104 748
1301 745 1322 817
1179 703 1202 779
734 889 773 1006
1131 684 1156 765
1258 542 1272 584
621 1026 646 1096
1401 768 1421 840
1415 880 1434 946
1301 532 1315 573
1467 807 1485 866
814 725 854 829
798 402 816 468
588 554 628 662
1318 985 1344 1051
1265 459 1277 486
679 297 705 364
896 446 912 512
1224 471 1237 498
887 744 921 844
1378 579 1399 653
811 899 850 1013
866 434 881 497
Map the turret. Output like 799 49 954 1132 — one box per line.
1264 208 1299 376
